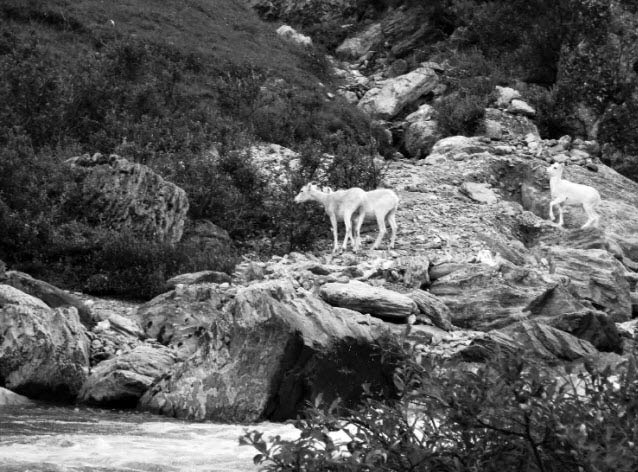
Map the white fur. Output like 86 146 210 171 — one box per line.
324 186 400 250
294 183 366 253
546 162 601 229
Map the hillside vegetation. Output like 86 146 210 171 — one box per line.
0 0 377 297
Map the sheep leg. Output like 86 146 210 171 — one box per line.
372 213 387 250
387 209 397 249
581 202 599 229
330 214 339 254
354 208 366 252
342 210 355 253
549 197 566 226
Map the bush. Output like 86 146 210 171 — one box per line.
242 342 638 471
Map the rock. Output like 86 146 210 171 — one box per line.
136 284 232 357
429 263 565 331
405 104 435 123
358 65 439 119
460 182 498 204
400 255 431 289
2 271 96 327
276 25 312 47
462 321 598 362
79 344 177 407
404 120 439 158
104 313 145 339
536 310 622 353
544 247 632 322
0 387 33 406
319 280 418 320
494 86 521 108
507 99 536 117
429 262 467 282
66 153 188 243
139 280 395 422
424 136 487 164
483 108 539 140
335 23 382 59
165 271 232 291
407 289 454 331
180 219 232 254
0 285 90 401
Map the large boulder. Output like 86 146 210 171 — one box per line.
358 65 439 119
543 247 632 322
66 153 189 243
0 387 33 406
79 344 177 407
536 310 622 353
1 271 96 327
319 280 418 321
139 280 395 422
276 25 312 47
404 119 439 158
0 285 90 401
407 289 453 331
336 23 383 59
136 284 232 357
462 321 599 363
429 263 566 331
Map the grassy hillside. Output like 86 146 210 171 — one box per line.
0 0 376 298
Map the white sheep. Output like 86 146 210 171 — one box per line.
324 186 400 250
294 182 366 253
546 162 601 229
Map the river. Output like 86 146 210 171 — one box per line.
0 405 298 472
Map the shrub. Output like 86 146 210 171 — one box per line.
241 342 638 471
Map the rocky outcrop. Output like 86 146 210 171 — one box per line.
1 271 96 327
66 153 189 244
358 65 439 119
319 280 418 320
136 284 233 357
139 280 395 422
79 344 177 407
542 247 632 322
0 285 90 401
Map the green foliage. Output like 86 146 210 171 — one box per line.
242 345 638 471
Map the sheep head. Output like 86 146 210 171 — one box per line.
294 182 320 203
547 162 564 178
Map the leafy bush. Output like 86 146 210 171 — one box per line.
242 343 638 471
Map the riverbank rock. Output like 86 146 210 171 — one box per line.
139 280 395 422
1 271 96 327
136 284 233 357
66 153 189 244
462 321 598 363
0 285 90 401
0 387 33 406
319 280 418 321
79 344 177 408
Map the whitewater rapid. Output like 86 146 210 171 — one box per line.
0 405 298 471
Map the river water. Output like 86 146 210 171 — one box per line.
0 405 298 472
